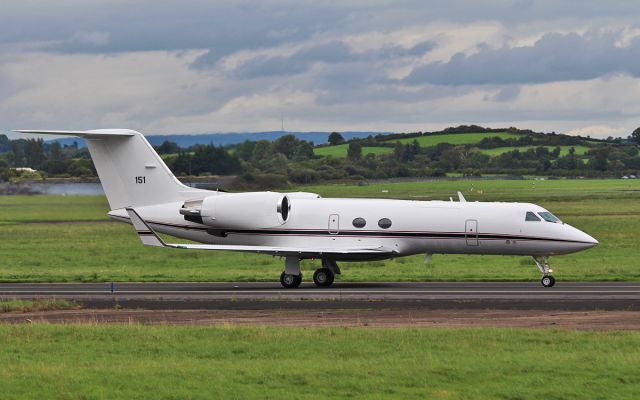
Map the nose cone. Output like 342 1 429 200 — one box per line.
580 232 598 249
571 226 598 251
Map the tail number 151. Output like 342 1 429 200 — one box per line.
135 176 146 184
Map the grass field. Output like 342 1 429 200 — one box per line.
391 131 520 146
0 325 637 399
482 145 590 157
313 144 393 157
314 132 521 157
0 178 639 282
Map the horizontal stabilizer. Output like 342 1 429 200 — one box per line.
14 129 137 138
125 208 394 257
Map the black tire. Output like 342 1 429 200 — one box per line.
541 275 555 288
313 268 335 287
280 272 302 289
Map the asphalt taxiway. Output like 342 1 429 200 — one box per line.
0 282 638 310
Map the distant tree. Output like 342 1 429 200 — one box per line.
11 141 25 167
25 138 45 168
252 140 272 162
293 141 314 161
156 140 181 155
632 127 640 144
328 132 345 146
587 147 609 171
234 140 256 161
347 142 362 161
50 142 62 161
272 135 298 159
0 134 10 153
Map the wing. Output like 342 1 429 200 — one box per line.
125 208 395 258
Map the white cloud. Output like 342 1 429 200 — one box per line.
566 125 625 138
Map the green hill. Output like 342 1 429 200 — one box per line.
391 131 520 146
482 145 590 157
314 131 523 158
313 145 393 157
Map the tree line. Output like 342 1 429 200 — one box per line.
1 126 639 186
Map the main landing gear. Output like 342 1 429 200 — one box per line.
280 257 303 289
313 259 341 287
279 258 341 288
533 256 555 287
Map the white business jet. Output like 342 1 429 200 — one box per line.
17 129 598 288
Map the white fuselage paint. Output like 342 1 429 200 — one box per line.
109 194 598 261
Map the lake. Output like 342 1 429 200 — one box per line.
2 181 218 196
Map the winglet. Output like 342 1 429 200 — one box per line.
457 191 467 202
125 207 167 247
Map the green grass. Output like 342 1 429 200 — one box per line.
0 299 78 313
313 144 393 157
313 132 522 157
0 195 110 223
0 325 638 399
0 179 639 282
482 145 590 157
390 131 520 146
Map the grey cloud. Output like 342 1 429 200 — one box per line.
227 39 435 79
376 41 436 59
225 41 353 79
405 31 640 85
2 1 348 58
2 1 639 57
488 86 521 102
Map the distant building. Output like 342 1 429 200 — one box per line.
11 167 37 173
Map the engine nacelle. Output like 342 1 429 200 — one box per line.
197 192 291 229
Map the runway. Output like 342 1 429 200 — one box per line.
1 281 639 310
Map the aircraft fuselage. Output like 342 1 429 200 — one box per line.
109 196 598 261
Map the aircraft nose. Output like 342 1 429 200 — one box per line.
575 228 598 249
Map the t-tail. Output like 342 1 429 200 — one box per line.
14 129 206 210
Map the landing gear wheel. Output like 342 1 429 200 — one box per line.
313 268 335 287
541 275 555 288
280 272 302 289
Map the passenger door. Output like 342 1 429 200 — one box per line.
328 214 340 235
465 219 479 246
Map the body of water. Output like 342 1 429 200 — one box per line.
29 182 105 195
4 181 220 196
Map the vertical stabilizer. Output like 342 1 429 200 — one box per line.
15 129 207 209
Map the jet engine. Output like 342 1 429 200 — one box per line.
180 191 294 230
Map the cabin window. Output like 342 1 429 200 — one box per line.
378 218 392 229
538 212 561 223
352 217 366 228
525 211 541 222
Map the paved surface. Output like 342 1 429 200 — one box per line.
1 282 639 310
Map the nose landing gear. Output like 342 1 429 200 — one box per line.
533 256 555 287
540 275 556 288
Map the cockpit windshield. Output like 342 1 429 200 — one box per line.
525 211 541 221
538 211 561 223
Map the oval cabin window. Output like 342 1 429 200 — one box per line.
352 217 366 228
378 218 392 229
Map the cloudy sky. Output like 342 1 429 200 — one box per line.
2 0 640 138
